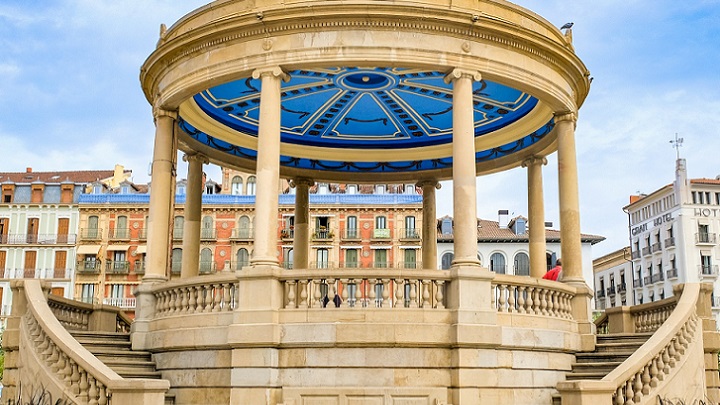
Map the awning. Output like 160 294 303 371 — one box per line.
135 245 147 254
340 245 363 249
107 244 130 251
370 245 391 250
77 245 101 255
398 245 421 249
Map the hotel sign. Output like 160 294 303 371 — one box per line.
631 213 673 236
695 208 720 217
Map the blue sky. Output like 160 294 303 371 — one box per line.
1 1 719 257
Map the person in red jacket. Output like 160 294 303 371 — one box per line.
542 258 562 281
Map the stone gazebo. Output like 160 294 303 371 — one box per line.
136 0 593 403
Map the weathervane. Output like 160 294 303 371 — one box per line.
669 133 683 160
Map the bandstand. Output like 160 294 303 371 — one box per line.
137 0 592 403
4 1 719 405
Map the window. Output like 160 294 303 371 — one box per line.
237 215 251 238
93 184 103 194
26 218 39 243
441 252 454 270
315 216 331 238
440 218 453 235
200 248 213 273
403 249 417 269
346 184 357 195
284 248 293 269
514 252 530 276
698 224 711 243
701 253 713 275
110 284 124 300
173 216 184 239
316 248 329 269
404 184 415 194
247 176 256 195
236 248 249 269
201 216 214 239
177 185 186 195
171 248 182 274
0 218 7 243
345 249 358 268
404 216 417 239
346 216 358 239
231 176 243 195
374 249 387 268
318 183 329 194
375 216 387 229
114 216 128 239
112 251 127 272
81 284 95 304
375 184 386 194
490 253 506 274
120 185 130 194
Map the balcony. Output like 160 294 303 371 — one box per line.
651 242 662 253
231 260 250 270
0 233 77 245
231 228 254 240
282 261 293 270
596 289 605 298
651 272 664 283
696 232 717 244
312 228 334 241
714 297 720 309
397 261 421 269
371 228 391 240
340 228 361 241
138 228 148 241
134 260 146 275
666 268 678 279
280 228 294 240
664 237 675 248
108 228 131 241
199 261 217 274
200 228 217 241
606 285 616 297
398 228 421 241
309 261 335 269
699 264 719 277
641 246 651 256
106 261 130 275
76 260 101 274
631 250 640 260
103 297 137 309
617 283 627 293
338 261 361 269
80 228 103 241
633 278 643 288
643 275 652 286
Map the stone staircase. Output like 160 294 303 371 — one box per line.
566 332 653 380
70 331 174 404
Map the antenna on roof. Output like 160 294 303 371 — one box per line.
669 133 683 160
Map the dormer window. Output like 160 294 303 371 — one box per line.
120 185 130 194
318 183 329 195
404 184 415 194
375 184 386 194
93 185 102 194
346 184 357 195
177 185 186 195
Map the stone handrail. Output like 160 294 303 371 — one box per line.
598 295 679 335
152 272 239 318
559 283 704 404
47 295 133 333
278 269 451 309
491 274 576 320
8 280 169 404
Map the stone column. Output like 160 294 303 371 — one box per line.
145 108 177 282
250 66 289 267
418 180 441 269
181 153 208 278
522 156 548 278
446 68 482 267
291 178 313 270
555 112 583 282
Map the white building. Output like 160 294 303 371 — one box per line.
436 212 604 284
625 158 720 322
592 247 634 310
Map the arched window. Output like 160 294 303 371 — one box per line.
441 252 454 270
404 184 415 194
284 248 294 269
318 183 329 194
346 184 357 195
346 215 358 239
236 248 249 269
514 252 530 276
231 176 243 195
87 215 99 239
201 216 214 239
171 248 182 274
200 248 213 273
173 216 184 239
247 176 256 195
490 252 506 274
375 184 386 194
115 215 128 239
237 215 251 238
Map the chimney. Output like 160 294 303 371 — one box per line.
26 167 32 173
674 158 691 205
498 209 509 228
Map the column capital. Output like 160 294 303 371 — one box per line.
288 177 315 189
182 153 209 165
416 180 442 190
252 66 290 82
554 111 577 124
444 68 482 84
152 107 178 121
521 155 548 168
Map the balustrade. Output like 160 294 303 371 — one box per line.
340 228 361 240
0 233 77 245
153 276 238 317
231 227 254 240
491 275 574 320
108 228 130 240
80 228 103 240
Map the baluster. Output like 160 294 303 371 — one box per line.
625 378 635 405
498 285 507 312
436 280 445 309
641 364 651 395
180 287 189 313
661 347 671 375
204 285 214 312
223 283 232 311
286 280 297 309
667 339 678 367
187 286 197 313
650 356 660 387
313 280 323 308
421 280 430 308
507 285 516 313
633 371 643 403
88 376 99 405
369 279 377 308
517 286 526 314
70 361 80 395
62 353 73 383
381 279 390 308
409 280 418 308
614 386 625 405
299 280 309 308
78 368 89 401
329 278 338 308
540 289 548 315
394 279 404 308
98 383 108 405
354 279 362 308
213 284 223 312
339 279 348 308
526 287 535 314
